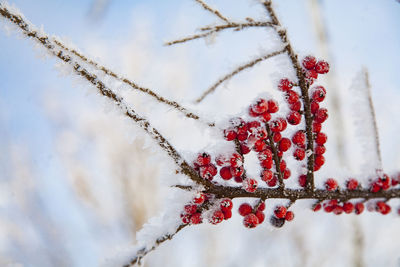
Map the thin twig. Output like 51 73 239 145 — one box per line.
194 0 230 23
51 39 215 127
0 4 214 190
166 21 274 46
363 68 382 167
263 0 315 192
195 48 286 103
265 123 284 190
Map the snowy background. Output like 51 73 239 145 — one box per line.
0 0 400 266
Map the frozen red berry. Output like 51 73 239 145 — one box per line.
354 202 364 215
286 90 299 104
314 108 328 123
312 121 322 133
222 208 232 220
230 166 244 177
240 143 251 154
230 153 243 168
346 179 358 190
267 99 279 113
184 204 198 214
251 98 269 114
257 202 266 212
315 132 327 145
314 145 326 155
313 203 322 212
190 212 202 224
243 213 259 228
312 86 326 102
285 211 294 221
279 160 287 171
261 169 274 182
310 101 320 114
238 203 252 216
194 193 206 204
299 174 307 187
278 78 293 91
253 139 267 152
224 129 237 141
220 166 233 180
260 158 273 169
343 202 354 214
293 148 305 160
302 55 317 70
181 213 191 224
243 178 258 193
314 155 325 168
220 198 233 211
274 206 287 219
306 69 318 80
210 210 224 224
279 138 292 152
260 112 272 122
196 153 211 166
267 176 278 187
273 132 282 143
315 60 330 74
255 210 265 224
292 130 306 147
287 111 301 125
283 168 291 179
290 100 301 111
325 178 338 191
199 164 218 180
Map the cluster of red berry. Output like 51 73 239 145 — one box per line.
238 202 266 228
270 205 294 228
180 193 207 225
313 200 365 215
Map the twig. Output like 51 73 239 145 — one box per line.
195 49 286 103
165 21 275 46
0 4 214 190
52 39 215 127
194 0 230 23
265 123 284 190
263 0 315 192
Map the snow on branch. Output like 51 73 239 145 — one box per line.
194 0 230 23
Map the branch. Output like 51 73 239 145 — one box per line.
195 48 285 103
194 0 230 23
263 0 315 192
0 3 214 190
51 37 215 127
165 21 274 46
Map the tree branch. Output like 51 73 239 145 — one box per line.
195 49 286 103
194 0 230 23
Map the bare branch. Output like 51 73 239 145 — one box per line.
51 38 215 127
0 4 214 190
166 21 274 46
194 0 230 23
195 49 286 103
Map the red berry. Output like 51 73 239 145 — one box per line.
354 202 364 215
313 203 322 212
243 178 258 193
332 205 343 215
220 166 232 180
285 211 294 221
299 175 307 187
234 176 243 183
258 149 273 161
181 213 191 224
194 193 206 204
274 206 287 219
253 139 267 152
293 148 306 160
312 86 326 102
240 143 251 154
253 127 268 140
237 132 248 141
306 69 318 79
222 208 232 220
230 153 243 168
261 169 274 182
279 160 287 171
255 210 265 224
267 176 278 187
210 210 224 224
278 78 293 91
315 132 327 145
310 101 320 114
199 164 218 180
269 119 282 132
249 107 259 117
215 154 229 166
292 130 306 147
273 132 282 143
260 112 272 122
314 154 325 167
260 159 273 169
312 121 322 133
257 202 266 211
302 55 317 70
196 152 211 166
279 138 292 152
224 129 237 141
251 98 269 114
314 145 326 155
325 178 338 191
283 168 291 179
243 214 259 228
278 118 288 131
238 203 252 216
315 108 328 123
190 212 202 224
370 182 381 193
315 60 330 74
230 166 244 177
376 201 391 215
267 99 279 113
220 198 233 211
343 202 354 214
287 111 302 125
184 204 198 214
247 121 261 131
285 90 299 104
346 179 358 190
290 100 301 111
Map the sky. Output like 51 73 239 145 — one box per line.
0 0 400 266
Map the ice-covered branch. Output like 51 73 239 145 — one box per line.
195 49 285 103
194 0 230 23
0 3 215 189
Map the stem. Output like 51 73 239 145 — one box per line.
265 124 284 190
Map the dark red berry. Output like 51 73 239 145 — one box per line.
279 138 291 152
257 202 266 212
302 55 317 70
310 101 319 114
237 132 248 141
273 132 282 143
255 210 265 224
243 214 259 228
270 216 285 228
199 164 218 180
283 168 291 179
190 213 202 224
196 153 211 166
222 209 232 220
306 69 318 79
313 121 322 133
267 99 279 113
260 112 271 122
285 211 294 221
346 179 358 190
314 154 325 168
220 166 232 180
343 202 354 214
230 166 244 177
234 176 243 183
274 206 287 219
238 203 252 216
325 178 338 191
315 132 327 145
314 145 326 155
261 169 274 182
293 148 306 160
278 78 293 91
315 60 330 74
267 176 278 187
313 203 322 212
279 160 287 171
224 129 237 141
181 213 191 224
287 111 301 125
299 175 307 187
315 108 328 123
210 210 224 224
290 100 301 111
184 204 198 214
240 143 251 154
286 90 299 104
312 86 326 102
260 159 273 169
270 119 283 132
355 202 364 215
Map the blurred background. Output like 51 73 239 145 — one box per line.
1 0 400 266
